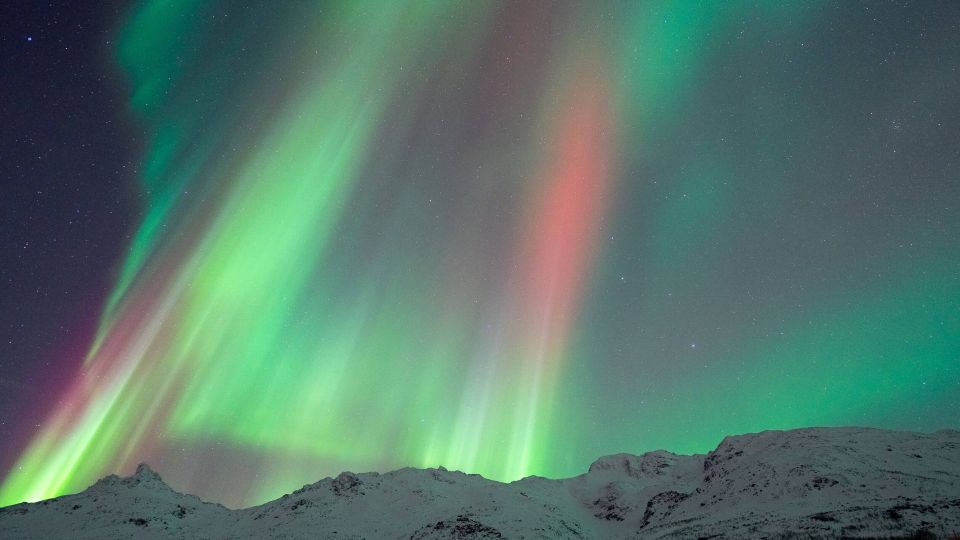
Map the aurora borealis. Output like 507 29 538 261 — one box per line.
2 0 959 509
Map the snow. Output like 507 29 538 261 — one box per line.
1 427 958 538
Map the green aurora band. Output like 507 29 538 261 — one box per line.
2 1 958 508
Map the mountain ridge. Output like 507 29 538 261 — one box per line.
1 426 958 538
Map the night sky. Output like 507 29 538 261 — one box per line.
1 1 959 509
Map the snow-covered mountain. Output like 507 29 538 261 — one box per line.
1 427 958 538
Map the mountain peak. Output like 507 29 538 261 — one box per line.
87 462 168 492
133 463 161 481
587 450 690 479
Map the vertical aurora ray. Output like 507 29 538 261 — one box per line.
502 63 614 478
4 0 959 508
441 54 614 480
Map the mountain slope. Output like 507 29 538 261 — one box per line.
1 427 958 538
0 463 232 539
